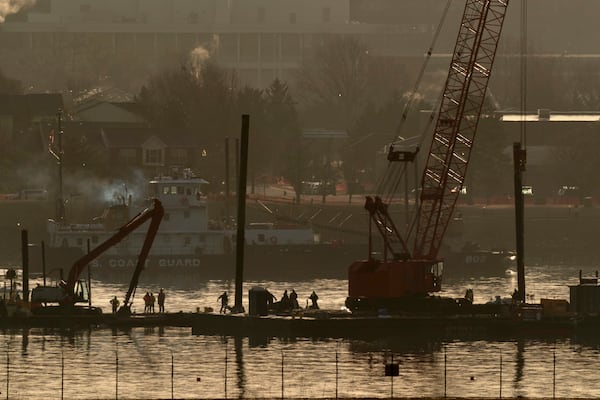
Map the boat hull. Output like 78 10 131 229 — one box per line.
32 244 513 283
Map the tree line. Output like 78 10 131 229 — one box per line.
1 36 600 201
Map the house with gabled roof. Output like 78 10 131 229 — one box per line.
100 126 205 173
73 99 148 125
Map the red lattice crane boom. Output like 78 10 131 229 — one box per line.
347 0 509 311
414 0 509 260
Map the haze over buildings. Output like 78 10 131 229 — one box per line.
0 0 597 92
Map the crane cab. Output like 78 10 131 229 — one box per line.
31 279 90 307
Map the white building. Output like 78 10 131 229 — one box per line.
2 0 435 89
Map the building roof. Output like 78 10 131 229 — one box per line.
74 87 135 105
500 110 600 122
101 127 204 148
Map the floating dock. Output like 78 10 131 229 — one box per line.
188 309 580 340
2 305 600 342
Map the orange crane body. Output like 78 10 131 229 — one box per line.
347 0 509 310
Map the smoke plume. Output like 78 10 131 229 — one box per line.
190 46 210 78
0 0 36 23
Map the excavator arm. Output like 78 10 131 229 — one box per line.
120 200 164 314
62 199 164 306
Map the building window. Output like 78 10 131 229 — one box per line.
91 236 98 244
188 12 198 24
184 237 191 245
322 7 331 22
119 149 137 165
170 148 188 165
257 7 265 23
289 12 296 24
144 148 163 166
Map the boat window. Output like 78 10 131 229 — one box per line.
186 188 192 195
170 186 177 195
76 238 83 246
258 234 265 242
184 237 191 245
91 236 98 244
178 186 184 195
150 183 158 197
163 186 169 195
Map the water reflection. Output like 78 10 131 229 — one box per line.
234 335 245 399
2 329 600 398
514 340 525 390
1 264 599 398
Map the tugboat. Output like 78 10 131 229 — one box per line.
42 168 367 281
41 169 512 282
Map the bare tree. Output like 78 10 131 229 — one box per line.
294 36 372 129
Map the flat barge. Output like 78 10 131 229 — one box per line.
0 311 195 330
2 302 600 341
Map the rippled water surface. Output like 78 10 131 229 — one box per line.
2 263 600 399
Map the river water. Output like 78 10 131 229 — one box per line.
1 263 599 399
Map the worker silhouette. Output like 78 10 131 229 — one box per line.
218 291 229 313
110 296 120 313
464 288 474 304
308 291 319 309
290 289 299 309
149 292 156 313
158 288 166 313
143 292 151 313
280 290 290 311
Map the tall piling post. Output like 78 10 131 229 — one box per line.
232 115 249 314
513 142 526 303
21 230 29 302
41 241 46 286
225 137 230 227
